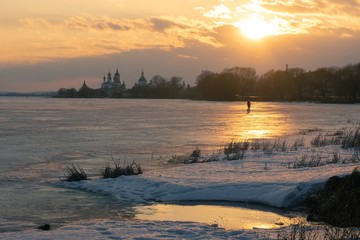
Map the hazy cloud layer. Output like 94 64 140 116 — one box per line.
0 0 359 91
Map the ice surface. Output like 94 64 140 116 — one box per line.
1 98 359 239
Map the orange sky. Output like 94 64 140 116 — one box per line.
0 0 359 91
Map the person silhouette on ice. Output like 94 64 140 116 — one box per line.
247 97 251 113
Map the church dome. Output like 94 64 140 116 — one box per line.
138 70 147 86
113 69 120 83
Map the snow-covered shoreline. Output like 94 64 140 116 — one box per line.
3 126 360 239
61 126 360 209
2 159 357 239
62 160 356 208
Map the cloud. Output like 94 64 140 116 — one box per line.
204 4 233 19
19 18 52 28
229 0 360 36
19 15 141 32
2 0 360 92
1 28 360 92
150 17 186 32
312 0 360 15
260 0 360 14
260 0 320 14
177 54 198 59
64 16 134 31
260 0 360 23
11 14 222 66
12 1 359 68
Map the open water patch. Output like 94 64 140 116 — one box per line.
135 201 304 230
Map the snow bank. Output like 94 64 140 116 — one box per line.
63 158 357 208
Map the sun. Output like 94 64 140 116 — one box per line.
235 15 278 40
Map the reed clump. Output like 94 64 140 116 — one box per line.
63 163 89 182
101 157 142 178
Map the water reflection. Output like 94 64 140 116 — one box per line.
223 103 292 141
136 203 301 230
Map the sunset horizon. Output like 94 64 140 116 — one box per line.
1 0 359 92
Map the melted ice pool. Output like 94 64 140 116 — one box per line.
136 202 303 230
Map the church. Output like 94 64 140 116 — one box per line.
100 69 148 90
137 69 148 86
101 69 126 90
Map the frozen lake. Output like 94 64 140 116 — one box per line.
0 97 359 232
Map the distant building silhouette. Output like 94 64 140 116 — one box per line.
100 68 148 89
137 69 148 86
101 69 126 91
98 68 149 97
78 80 94 98
80 80 90 90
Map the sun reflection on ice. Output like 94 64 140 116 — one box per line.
224 103 292 141
245 129 270 139
136 203 301 230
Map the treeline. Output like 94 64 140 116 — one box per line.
55 62 360 102
258 64 360 102
130 75 190 98
195 63 360 102
195 67 256 101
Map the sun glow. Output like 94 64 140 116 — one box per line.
235 15 279 40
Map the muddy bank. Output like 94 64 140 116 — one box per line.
306 167 360 227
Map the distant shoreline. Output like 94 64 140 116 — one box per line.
0 92 56 97
1 93 359 104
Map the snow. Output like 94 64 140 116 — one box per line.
61 161 355 208
2 126 360 239
1 219 274 240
